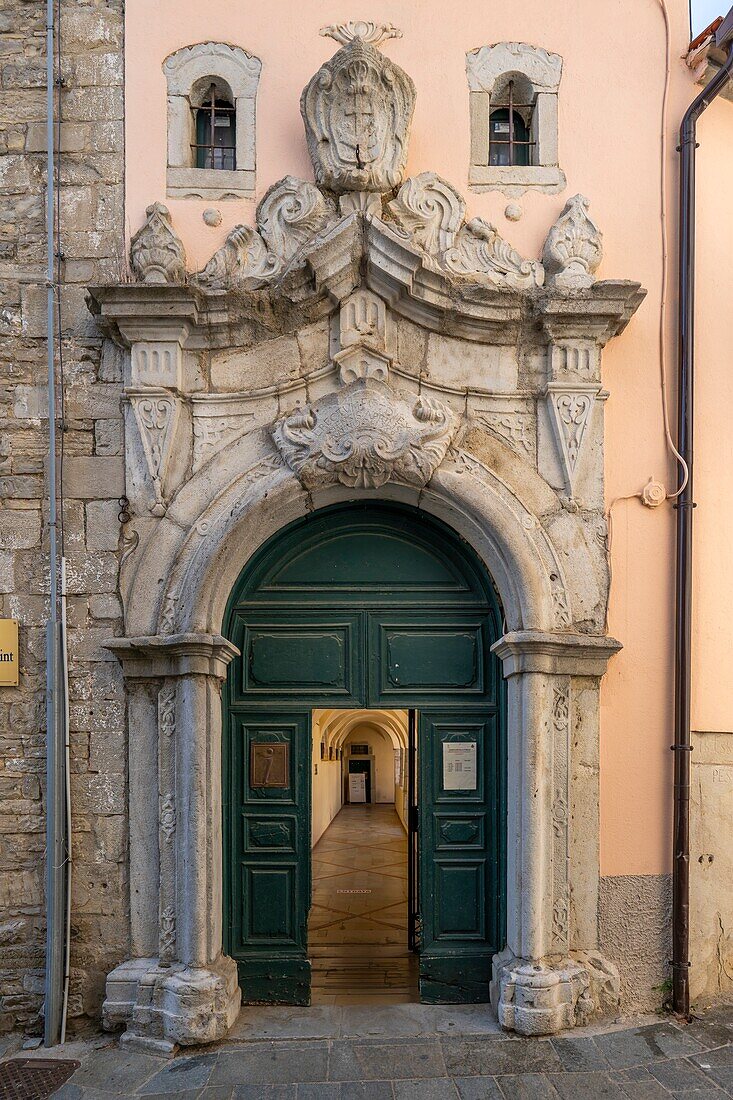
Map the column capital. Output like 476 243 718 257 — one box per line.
491 631 621 678
106 633 239 681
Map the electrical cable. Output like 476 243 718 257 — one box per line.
656 0 689 498
605 0 688 631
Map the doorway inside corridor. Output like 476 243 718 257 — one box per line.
309 709 418 1003
223 502 505 1006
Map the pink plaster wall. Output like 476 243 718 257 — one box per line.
124 1 731 878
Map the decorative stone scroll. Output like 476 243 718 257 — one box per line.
130 202 186 285
389 172 544 288
257 176 336 262
272 380 458 490
320 20 403 47
301 37 416 194
388 172 465 254
543 194 603 290
196 225 277 290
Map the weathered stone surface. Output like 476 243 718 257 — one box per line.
598 875 671 1013
64 456 124 499
690 732 733 1002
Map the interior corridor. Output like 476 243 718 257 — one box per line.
308 804 418 1004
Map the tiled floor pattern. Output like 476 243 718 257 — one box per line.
308 804 418 1005
22 1006 733 1098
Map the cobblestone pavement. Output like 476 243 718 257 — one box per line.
3 1003 732 1099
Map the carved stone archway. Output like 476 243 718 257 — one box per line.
94 26 645 1051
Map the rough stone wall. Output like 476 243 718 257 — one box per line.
598 874 672 1013
0 0 126 1034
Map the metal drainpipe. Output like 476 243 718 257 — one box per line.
44 0 66 1048
672 15 733 1019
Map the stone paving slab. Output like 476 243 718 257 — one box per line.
4 1004 732 1099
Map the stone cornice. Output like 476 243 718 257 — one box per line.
106 633 240 680
88 219 645 352
491 631 622 677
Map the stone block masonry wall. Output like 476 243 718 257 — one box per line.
0 0 126 1033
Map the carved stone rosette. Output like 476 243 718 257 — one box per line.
301 38 416 193
272 380 458 490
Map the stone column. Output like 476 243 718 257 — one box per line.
102 633 241 1054
490 631 623 1036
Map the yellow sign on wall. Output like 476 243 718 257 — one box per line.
0 619 19 686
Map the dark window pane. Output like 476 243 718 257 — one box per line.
489 107 531 167
195 99 236 170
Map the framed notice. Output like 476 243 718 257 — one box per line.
443 741 477 791
349 772 367 803
0 620 18 686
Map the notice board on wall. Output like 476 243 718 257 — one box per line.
348 772 367 803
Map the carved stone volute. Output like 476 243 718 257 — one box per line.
130 202 186 285
301 37 415 194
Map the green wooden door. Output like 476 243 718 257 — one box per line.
223 502 505 1005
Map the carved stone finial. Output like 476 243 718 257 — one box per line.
301 38 415 194
272 381 457 490
130 202 186 285
543 195 603 291
319 20 402 47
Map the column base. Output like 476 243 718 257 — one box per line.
491 949 621 1036
103 955 241 1050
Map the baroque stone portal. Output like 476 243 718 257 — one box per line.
92 27 647 1052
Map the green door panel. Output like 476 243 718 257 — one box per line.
238 504 488 607
229 612 363 707
418 711 503 1004
367 612 498 705
226 712 311 1004
223 503 506 1008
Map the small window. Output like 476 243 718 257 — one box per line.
163 41 261 200
350 744 369 756
489 82 532 167
194 83 236 171
466 42 565 195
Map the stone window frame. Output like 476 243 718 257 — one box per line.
466 41 566 195
163 41 261 201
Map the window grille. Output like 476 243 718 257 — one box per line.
192 82 236 171
350 744 369 755
488 80 534 167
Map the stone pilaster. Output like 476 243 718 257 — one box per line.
490 632 622 1035
102 633 240 1052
